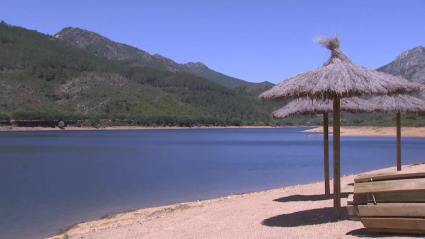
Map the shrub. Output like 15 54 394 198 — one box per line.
230 118 241 126
406 114 417 120
353 119 364 125
0 112 11 122
58 121 65 129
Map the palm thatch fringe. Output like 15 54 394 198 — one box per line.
272 97 378 118
368 95 425 113
259 36 422 101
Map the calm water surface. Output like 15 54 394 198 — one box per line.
0 128 424 239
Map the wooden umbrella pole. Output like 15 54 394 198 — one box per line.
323 113 330 198
397 112 401 171
333 96 341 220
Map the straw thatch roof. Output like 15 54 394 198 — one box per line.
368 95 425 113
259 35 422 101
272 97 378 118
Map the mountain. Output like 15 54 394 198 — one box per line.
0 22 284 126
54 27 273 89
2 22 425 127
378 46 425 84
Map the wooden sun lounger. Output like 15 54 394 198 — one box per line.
347 171 425 234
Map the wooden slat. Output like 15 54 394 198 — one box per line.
347 193 367 205
361 218 425 231
367 228 425 235
347 205 361 221
354 194 367 204
347 194 354 204
367 191 425 203
349 191 425 204
355 171 425 183
354 178 425 194
358 203 425 217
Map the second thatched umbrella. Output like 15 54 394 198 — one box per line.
260 35 422 219
368 95 425 171
273 97 379 199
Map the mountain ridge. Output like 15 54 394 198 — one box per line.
1 21 424 127
54 27 274 90
0 22 282 126
378 46 425 84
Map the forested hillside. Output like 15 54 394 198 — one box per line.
2 21 424 128
55 27 274 90
0 21 287 127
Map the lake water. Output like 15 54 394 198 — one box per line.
0 128 424 239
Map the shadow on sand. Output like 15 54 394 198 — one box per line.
273 193 350 203
262 207 350 227
346 228 424 238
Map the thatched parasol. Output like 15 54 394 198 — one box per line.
259 35 422 219
260 36 420 101
368 95 425 171
272 97 379 199
272 97 378 118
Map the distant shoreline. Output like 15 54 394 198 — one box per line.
304 126 425 137
0 125 309 132
2 126 425 137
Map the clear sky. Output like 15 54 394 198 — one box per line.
1 0 424 84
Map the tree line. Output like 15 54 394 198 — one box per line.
0 22 286 127
0 110 284 128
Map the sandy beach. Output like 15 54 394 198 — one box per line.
48 163 425 239
304 126 425 137
2 125 425 138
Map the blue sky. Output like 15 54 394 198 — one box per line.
1 0 424 84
